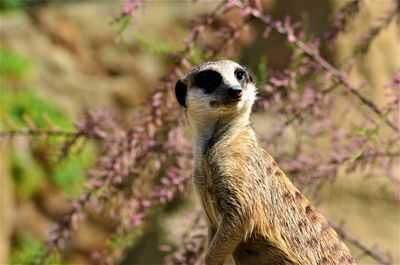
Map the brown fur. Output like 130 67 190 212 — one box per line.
176 60 356 265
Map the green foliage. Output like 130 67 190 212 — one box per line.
133 33 177 56
107 229 141 250
347 125 380 163
256 56 268 85
9 234 45 265
0 49 68 131
347 150 364 164
113 16 132 41
9 137 94 198
9 234 65 265
1 49 93 198
0 0 25 12
11 151 46 198
354 125 380 143
1 88 73 130
0 48 32 80
1 78 85 198
53 143 95 198
188 44 205 65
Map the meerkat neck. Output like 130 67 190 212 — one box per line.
191 112 252 166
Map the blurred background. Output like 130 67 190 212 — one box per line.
0 0 399 264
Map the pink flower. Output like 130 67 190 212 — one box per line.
288 33 297 43
130 212 145 227
123 1 133 13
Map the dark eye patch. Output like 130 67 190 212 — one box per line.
194 70 222 94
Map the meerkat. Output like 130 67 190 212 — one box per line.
174 60 356 265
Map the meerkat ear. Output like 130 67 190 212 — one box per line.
248 71 254 83
175 79 187 107
242 65 254 83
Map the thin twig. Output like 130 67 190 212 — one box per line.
0 129 79 138
330 221 393 265
354 3 399 55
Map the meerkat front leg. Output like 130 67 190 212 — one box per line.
205 216 243 265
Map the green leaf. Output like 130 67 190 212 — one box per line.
347 150 363 163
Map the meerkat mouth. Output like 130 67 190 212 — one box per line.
210 98 241 108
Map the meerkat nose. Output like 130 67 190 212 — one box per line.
227 87 243 99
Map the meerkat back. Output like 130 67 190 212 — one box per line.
175 60 356 265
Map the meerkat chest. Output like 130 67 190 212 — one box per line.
192 128 258 226
193 165 221 228
193 150 248 227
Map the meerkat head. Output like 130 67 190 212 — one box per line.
175 60 256 124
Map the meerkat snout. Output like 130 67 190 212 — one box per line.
227 86 243 99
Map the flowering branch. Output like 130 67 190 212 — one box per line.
234 0 399 133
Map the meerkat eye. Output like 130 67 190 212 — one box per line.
194 70 222 94
235 69 246 82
